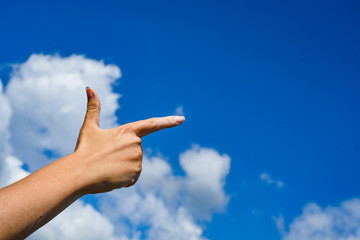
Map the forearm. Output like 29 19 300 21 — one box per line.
0 153 86 240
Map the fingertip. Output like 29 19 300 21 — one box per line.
86 87 94 101
174 116 185 125
84 87 101 127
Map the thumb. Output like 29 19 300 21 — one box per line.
84 87 101 128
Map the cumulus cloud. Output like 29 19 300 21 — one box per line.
0 81 11 151
180 145 231 219
0 54 231 239
5 54 121 170
260 172 284 188
29 201 122 240
100 146 231 239
280 198 360 240
101 189 206 240
0 80 14 186
0 155 29 187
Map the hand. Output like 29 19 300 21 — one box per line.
74 88 185 194
0 87 184 240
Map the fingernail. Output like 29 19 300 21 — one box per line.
174 116 185 124
86 87 94 100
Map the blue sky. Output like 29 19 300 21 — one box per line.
1 0 360 239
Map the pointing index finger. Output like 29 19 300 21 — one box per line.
131 116 185 138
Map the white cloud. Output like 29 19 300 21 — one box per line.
101 189 207 240
180 145 231 219
0 155 29 187
0 81 11 151
175 105 184 116
100 146 231 239
273 214 286 236
0 54 231 240
29 201 123 240
260 172 284 188
5 54 121 170
0 80 14 186
280 198 360 240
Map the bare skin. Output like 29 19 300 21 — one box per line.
0 88 185 240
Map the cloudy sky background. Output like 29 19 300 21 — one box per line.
1 1 360 239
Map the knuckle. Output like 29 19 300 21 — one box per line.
87 103 99 112
134 162 142 174
166 117 172 125
118 124 132 134
148 118 158 130
125 134 142 145
133 136 142 145
134 147 143 160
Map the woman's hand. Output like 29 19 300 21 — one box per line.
0 87 184 240
74 88 185 194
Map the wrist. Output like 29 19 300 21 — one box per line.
50 152 90 198
66 150 107 195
